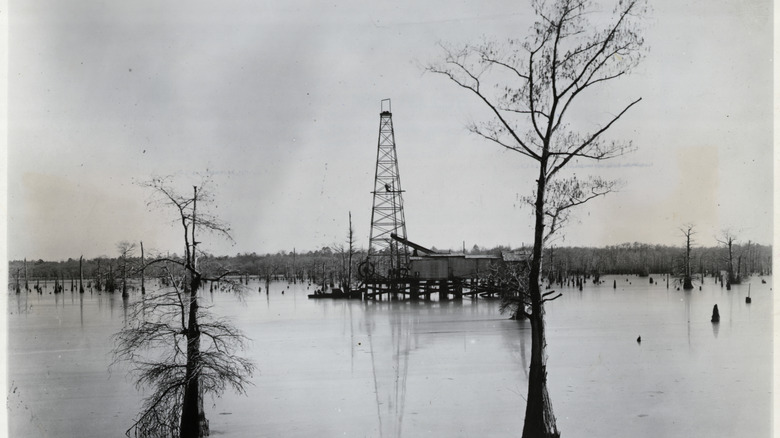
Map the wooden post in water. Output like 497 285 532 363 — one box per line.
410 278 419 301
24 258 28 291
745 284 751 303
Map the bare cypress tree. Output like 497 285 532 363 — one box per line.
14 268 21 294
140 241 146 295
680 224 695 290
335 212 358 293
113 176 254 438
117 241 138 298
79 256 85 293
347 212 355 292
95 259 103 292
717 230 739 285
429 0 648 435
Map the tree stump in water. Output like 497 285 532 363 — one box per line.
711 304 720 323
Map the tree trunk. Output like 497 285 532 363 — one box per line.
727 240 735 283
736 255 742 283
95 260 102 292
347 212 353 292
683 233 693 290
79 256 85 293
524 311 559 438
140 241 146 295
121 256 129 298
180 185 209 437
180 285 208 437
522 158 559 438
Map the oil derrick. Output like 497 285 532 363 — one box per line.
362 99 409 280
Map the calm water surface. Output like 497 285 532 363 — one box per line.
7 276 772 437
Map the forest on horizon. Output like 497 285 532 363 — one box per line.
9 240 772 286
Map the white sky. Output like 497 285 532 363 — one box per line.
5 0 774 261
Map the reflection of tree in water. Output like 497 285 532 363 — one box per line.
363 302 419 438
683 290 691 347
122 295 129 326
79 292 84 328
499 320 531 382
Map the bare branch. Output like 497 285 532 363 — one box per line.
548 97 642 178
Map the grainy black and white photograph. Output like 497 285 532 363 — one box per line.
2 0 774 437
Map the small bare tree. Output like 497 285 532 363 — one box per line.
680 224 695 290
117 241 138 298
335 212 358 292
429 0 648 435
716 230 740 285
113 176 254 438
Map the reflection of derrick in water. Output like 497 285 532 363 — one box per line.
390 311 412 438
365 305 416 438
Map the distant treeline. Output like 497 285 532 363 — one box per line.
7 247 368 291
539 242 772 278
8 241 772 289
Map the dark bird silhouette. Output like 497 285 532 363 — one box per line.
385 183 391 192
636 336 641 343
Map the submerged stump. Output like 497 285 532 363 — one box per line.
711 304 720 323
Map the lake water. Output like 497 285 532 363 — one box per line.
7 276 773 437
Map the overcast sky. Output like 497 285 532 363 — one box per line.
6 0 773 261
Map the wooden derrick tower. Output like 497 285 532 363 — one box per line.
362 99 409 280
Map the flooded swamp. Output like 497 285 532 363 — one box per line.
7 275 772 437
